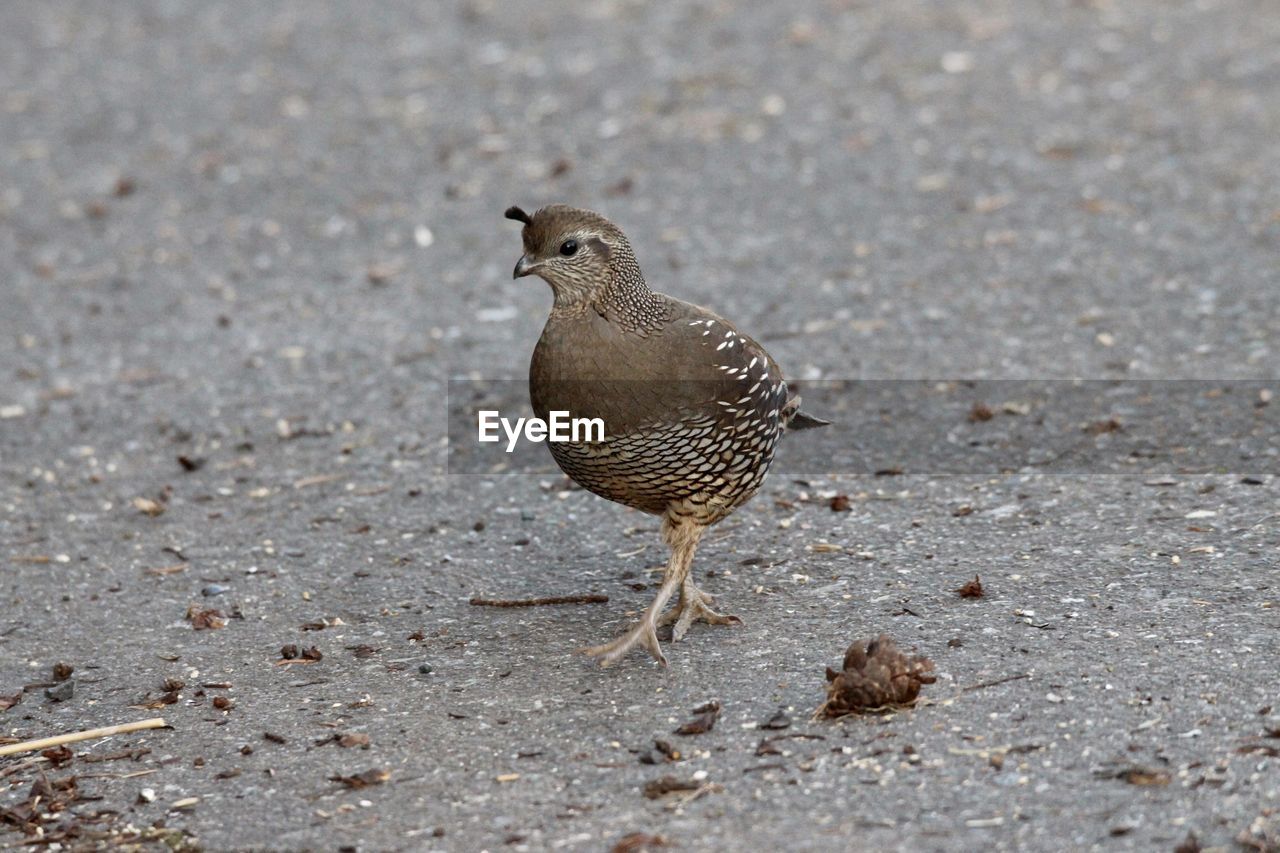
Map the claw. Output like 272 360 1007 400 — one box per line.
660 584 742 641
584 617 667 666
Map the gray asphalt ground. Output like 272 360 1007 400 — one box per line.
2 1 1277 850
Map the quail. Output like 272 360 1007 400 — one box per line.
505 204 827 666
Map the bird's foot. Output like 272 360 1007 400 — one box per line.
659 584 741 641
584 615 667 667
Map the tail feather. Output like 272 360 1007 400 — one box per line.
786 409 830 431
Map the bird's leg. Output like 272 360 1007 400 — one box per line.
658 575 742 641
585 516 704 667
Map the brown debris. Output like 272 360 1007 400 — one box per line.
1099 765 1171 786
177 454 204 472
1 693 22 712
642 775 700 799
212 697 234 711
339 733 371 749
468 594 608 607
674 701 721 736
185 604 227 630
329 768 390 788
1 775 81 836
637 739 680 764
132 687 180 710
818 635 936 717
133 496 166 517
52 662 74 681
968 403 995 422
611 832 670 852
40 746 74 766
275 645 322 665
1083 418 1123 435
957 575 985 598
829 494 852 512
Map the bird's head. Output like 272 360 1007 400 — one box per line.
504 204 636 306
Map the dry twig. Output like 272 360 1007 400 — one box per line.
0 717 167 757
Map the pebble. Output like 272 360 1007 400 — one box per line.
419 663 433 674
45 680 74 702
202 584 230 597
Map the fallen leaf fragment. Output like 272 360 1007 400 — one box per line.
40 745 73 765
611 832 670 852
957 575 985 598
642 775 700 799
186 604 227 630
674 700 721 736
329 768 390 788
1098 765 1171 786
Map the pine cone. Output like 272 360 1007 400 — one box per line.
819 634 936 716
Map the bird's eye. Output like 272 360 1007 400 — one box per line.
559 239 578 257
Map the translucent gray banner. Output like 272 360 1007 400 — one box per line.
446 379 1276 477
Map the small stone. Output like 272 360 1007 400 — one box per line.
138 788 156 803
45 680 74 702
940 51 974 73
418 663 433 674
202 584 229 597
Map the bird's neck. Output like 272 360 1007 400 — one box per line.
596 246 666 333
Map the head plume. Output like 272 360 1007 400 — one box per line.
504 205 533 226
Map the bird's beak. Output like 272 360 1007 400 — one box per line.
512 255 539 279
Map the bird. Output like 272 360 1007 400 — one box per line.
505 203 828 666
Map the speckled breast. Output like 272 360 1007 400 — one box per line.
544 373 790 519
